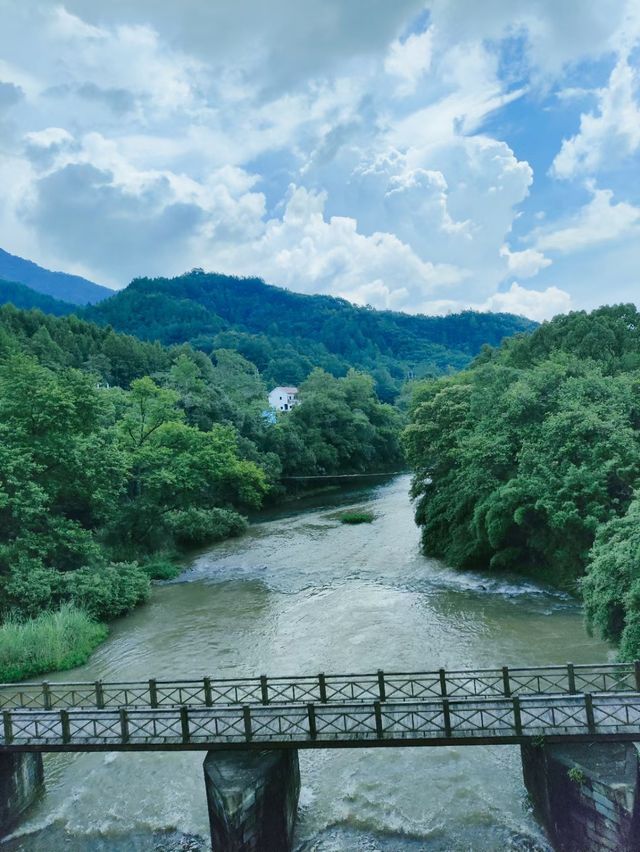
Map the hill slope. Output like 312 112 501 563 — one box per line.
87 270 537 399
0 248 113 305
0 278 78 316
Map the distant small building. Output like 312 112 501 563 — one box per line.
268 386 299 412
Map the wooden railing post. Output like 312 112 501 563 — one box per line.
148 679 158 708
60 709 71 744
567 663 576 694
318 673 328 703
203 677 213 707
3 711 13 745
243 705 252 741
307 703 317 739
442 698 452 737
373 700 384 738
377 670 386 702
634 660 640 691
584 693 596 734
42 682 52 710
502 666 511 697
119 708 129 743
260 675 269 705
180 706 190 743
512 695 523 736
439 668 447 697
95 681 105 709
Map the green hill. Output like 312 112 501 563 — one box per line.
0 278 77 316
87 270 537 400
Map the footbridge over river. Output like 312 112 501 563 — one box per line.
2 663 640 850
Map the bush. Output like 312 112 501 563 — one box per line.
0 605 108 682
61 562 151 621
339 511 375 524
141 555 182 581
166 507 248 545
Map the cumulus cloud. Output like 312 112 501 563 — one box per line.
500 244 552 278
535 187 640 253
551 56 640 179
0 0 638 316
480 282 571 321
210 186 467 311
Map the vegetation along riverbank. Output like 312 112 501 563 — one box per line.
0 268 531 681
405 304 640 659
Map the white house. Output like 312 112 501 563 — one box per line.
268 386 299 412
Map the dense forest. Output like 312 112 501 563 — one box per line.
404 304 640 658
85 270 536 401
0 305 403 679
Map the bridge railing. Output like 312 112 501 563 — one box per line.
2 691 640 751
0 663 638 711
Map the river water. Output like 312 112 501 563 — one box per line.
4 475 612 851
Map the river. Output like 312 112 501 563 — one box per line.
3 475 612 851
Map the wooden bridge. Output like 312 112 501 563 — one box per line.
1 662 640 753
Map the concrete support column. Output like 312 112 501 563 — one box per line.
521 741 640 851
0 752 44 837
203 749 300 852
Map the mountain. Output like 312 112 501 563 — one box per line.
0 278 77 316
0 248 113 305
87 270 537 400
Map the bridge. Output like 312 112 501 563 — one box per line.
2 664 640 851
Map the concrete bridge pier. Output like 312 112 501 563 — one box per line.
0 752 44 836
203 749 300 851
522 741 640 851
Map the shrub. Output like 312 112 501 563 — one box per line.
339 511 375 525
1 559 61 619
141 555 182 581
0 605 108 682
61 562 151 621
166 507 247 545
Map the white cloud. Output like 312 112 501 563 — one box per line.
384 28 433 95
535 187 640 253
209 186 467 312
552 56 640 179
500 244 551 278
480 282 571 321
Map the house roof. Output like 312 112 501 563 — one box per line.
271 386 298 394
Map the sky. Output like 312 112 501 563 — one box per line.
0 1 638 321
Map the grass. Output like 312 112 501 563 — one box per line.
339 510 375 525
0 605 108 683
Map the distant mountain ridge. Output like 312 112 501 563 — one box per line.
0 252 537 400
86 271 537 399
0 248 113 305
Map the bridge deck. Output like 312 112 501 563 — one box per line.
2 662 639 711
2 692 640 753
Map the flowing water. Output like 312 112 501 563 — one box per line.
3 476 613 851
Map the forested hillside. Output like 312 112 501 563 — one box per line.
0 247 112 305
0 305 404 678
86 270 536 400
404 304 640 658
0 279 76 316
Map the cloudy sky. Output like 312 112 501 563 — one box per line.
0 1 638 320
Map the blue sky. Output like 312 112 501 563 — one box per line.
0 0 638 320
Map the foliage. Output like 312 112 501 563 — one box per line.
267 369 405 475
405 305 640 653
86 270 536 401
339 511 375 524
60 563 151 621
0 605 108 683
166 507 247 546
